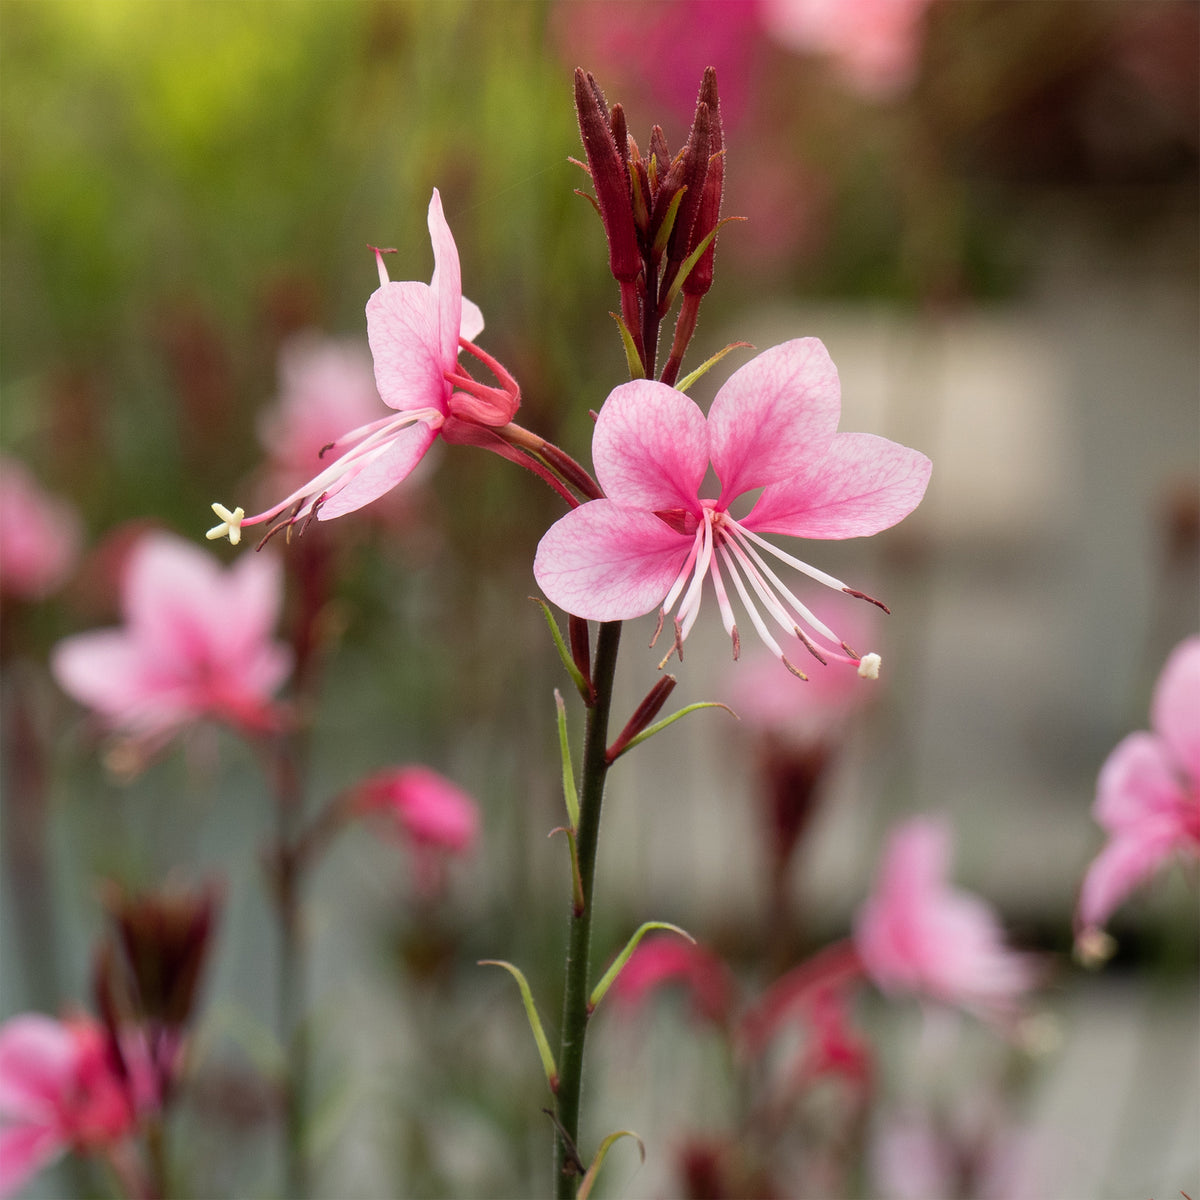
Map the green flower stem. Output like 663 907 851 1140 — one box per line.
554 620 622 1197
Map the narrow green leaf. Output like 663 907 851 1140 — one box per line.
663 215 746 312
589 921 695 1013
577 1129 646 1200
549 824 586 915
674 341 754 394
609 312 646 380
478 960 559 1091
609 701 736 762
651 186 687 261
555 690 580 829
530 597 590 701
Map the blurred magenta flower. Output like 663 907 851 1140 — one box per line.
51 532 291 744
761 0 934 98
355 766 480 893
1076 634 1200 949
854 817 1035 1023
609 936 735 1026
0 1014 140 1198
208 189 511 546
534 339 930 677
0 457 82 601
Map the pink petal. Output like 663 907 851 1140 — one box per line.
747 432 931 539
1077 824 1183 932
534 501 692 621
0 1016 75 1121
460 298 485 344
124 535 227 661
366 281 445 414
50 631 157 727
592 381 709 512
224 552 286 653
316 423 438 520
1150 634 1200 786
0 1122 63 1199
1094 732 1186 832
708 340 841 504
426 189 464 372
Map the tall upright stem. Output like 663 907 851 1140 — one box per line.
554 621 622 1196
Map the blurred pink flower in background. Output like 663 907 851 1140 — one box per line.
761 0 934 98
355 765 480 893
1076 634 1200 948
854 817 1035 1023
609 936 736 1026
0 1014 140 1197
0 458 82 601
51 532 291 745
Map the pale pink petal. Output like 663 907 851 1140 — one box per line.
592 381 709 512
0 1122 63 1199
747 432 932 539
366 281 445 414
460 298 485 344
534 501 692 621
708 339 841 503
50 631 159 728
223 552 286 655
0 1016 75 1121
1077 824 1184 932
316 423 439 520
1150 634 1200 785
1094 732 1186 832
426 189 464 372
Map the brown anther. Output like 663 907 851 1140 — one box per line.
842 587 891 614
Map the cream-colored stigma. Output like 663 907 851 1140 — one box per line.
206 503 245 546
857 652 881 680
1074 927 1116 969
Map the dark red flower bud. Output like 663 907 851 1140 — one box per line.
607 674 677 762
682 68 725 300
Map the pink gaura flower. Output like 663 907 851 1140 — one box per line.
0 458 82 601
854 817 1035 1023
533 339 930 677
51 532 291 743
608 936 735 1026
208 189 511 546
356 765 480 855
1076 635 1200 945
0 1014 138 1198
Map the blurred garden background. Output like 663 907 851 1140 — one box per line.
1 1 1197 1197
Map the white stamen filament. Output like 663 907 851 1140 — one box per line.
677 513 715 642
716 543 788 661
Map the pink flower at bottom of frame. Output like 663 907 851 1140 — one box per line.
0 1015 139 1198
1076 634 1200 947
534 339 930 681
854 817 1035 1023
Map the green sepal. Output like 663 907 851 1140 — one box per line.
548 825 586 916
576 1130 647 1200
663 215 746 313
554 690 580 829
530 597 590 701
588 921 695 1013
608 701 736 762
609 312 646 380
478 960 559 1092
675 341 754 394
651 186 687 262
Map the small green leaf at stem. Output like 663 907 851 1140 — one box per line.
588 921 695 1013
662 215 746 313
609 312 646 380
674 341 754 394
548 825 586 916
478 960 559 1092
531 598 591 702
576 1129 646 1200
607 701 736 762
555 690 581 829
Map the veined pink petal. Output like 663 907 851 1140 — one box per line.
708 339 841 503
366 281 445 414
0 1123 63 1199
1094 732 1186 832
747 432 931 539
593 381 710 512
316 423 439 520
1150 634 1200 786
533 501 692 621
1077 823 1185 932
427 189 464 372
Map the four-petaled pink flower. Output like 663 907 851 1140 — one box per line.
0 1014 138 1198
0 458 82 601
208 189 514 546
854 816 1035 1024
51 532 291 745
1076 634 1200 949
534 339 930 677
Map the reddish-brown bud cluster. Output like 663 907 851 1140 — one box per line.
573 67 726 384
